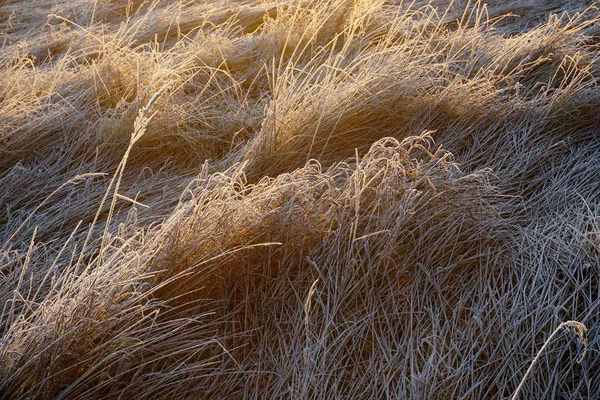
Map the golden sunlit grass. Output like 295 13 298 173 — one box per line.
1 0 599 398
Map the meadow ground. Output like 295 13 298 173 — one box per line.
1 0 600 398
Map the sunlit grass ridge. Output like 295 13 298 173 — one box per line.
1 0 599 398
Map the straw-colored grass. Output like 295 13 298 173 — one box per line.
1 0 599 398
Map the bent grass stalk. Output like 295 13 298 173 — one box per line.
511 321 588 400
77 80 172 270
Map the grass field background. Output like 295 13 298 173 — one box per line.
1 0 600 398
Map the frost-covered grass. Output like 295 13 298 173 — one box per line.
1 0 599 398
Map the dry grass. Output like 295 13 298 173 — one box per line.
1 0 600 398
